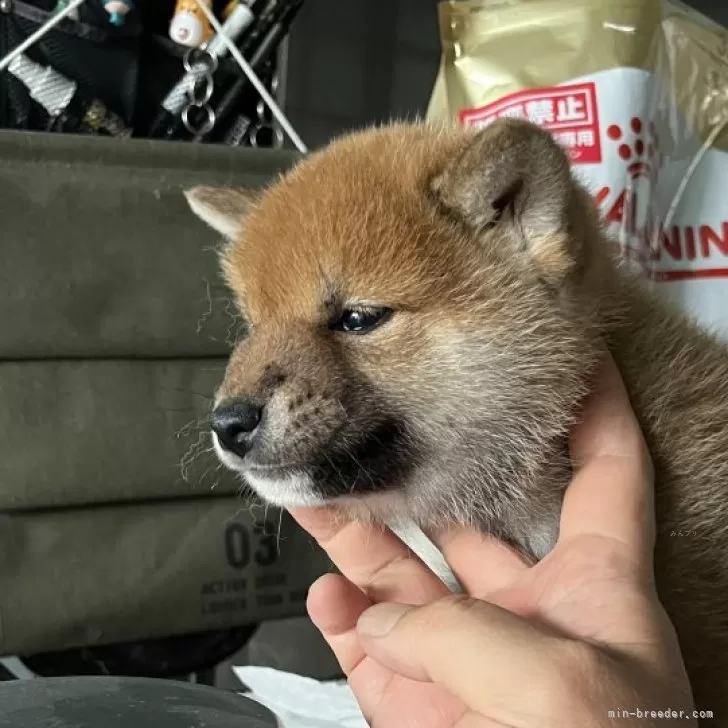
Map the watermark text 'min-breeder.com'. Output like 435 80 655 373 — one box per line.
609 708 714 720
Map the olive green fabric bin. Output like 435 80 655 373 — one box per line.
0 131 331 655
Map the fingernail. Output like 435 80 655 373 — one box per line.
357 603 412 638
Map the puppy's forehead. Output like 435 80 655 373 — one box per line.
233 126 475 316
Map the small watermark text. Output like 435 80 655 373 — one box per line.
609 708 713 720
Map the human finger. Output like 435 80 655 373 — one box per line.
560 353 655 564
290 507 450 604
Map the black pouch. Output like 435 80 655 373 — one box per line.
0 0 142 129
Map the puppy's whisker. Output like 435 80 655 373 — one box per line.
322 451 348 493
175 416 208 440
346 449 376 490
196 278 213 334
277 507 284 552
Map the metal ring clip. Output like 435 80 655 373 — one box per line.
182 104 216 136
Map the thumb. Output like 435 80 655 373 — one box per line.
356 595 568 716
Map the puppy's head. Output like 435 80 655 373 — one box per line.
186 119 610 542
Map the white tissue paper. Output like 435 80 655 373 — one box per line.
234 666 368 728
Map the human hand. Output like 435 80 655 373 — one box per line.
290 354 697 728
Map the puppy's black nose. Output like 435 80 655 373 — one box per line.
211 399 263 458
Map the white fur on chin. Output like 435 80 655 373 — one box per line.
243 470 325 508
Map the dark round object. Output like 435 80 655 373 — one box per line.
22 626 258 679
0 676 278 728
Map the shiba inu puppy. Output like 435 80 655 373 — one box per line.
186 119 728 718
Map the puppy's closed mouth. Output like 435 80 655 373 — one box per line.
213 418 412 502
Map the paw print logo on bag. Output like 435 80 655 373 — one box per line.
607 117 664 177
597 117 666 266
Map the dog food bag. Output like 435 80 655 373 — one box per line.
427 0 728 339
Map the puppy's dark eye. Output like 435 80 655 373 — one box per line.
330 306 392 335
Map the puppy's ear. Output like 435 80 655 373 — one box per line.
431 119 576 280
184 186 257 241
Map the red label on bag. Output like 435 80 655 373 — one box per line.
459 82 603 164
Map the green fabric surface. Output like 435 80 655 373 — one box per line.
0 498 331 655
0 131 328 654
0 131 300 509
0 131 299 358
0 359 241 509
